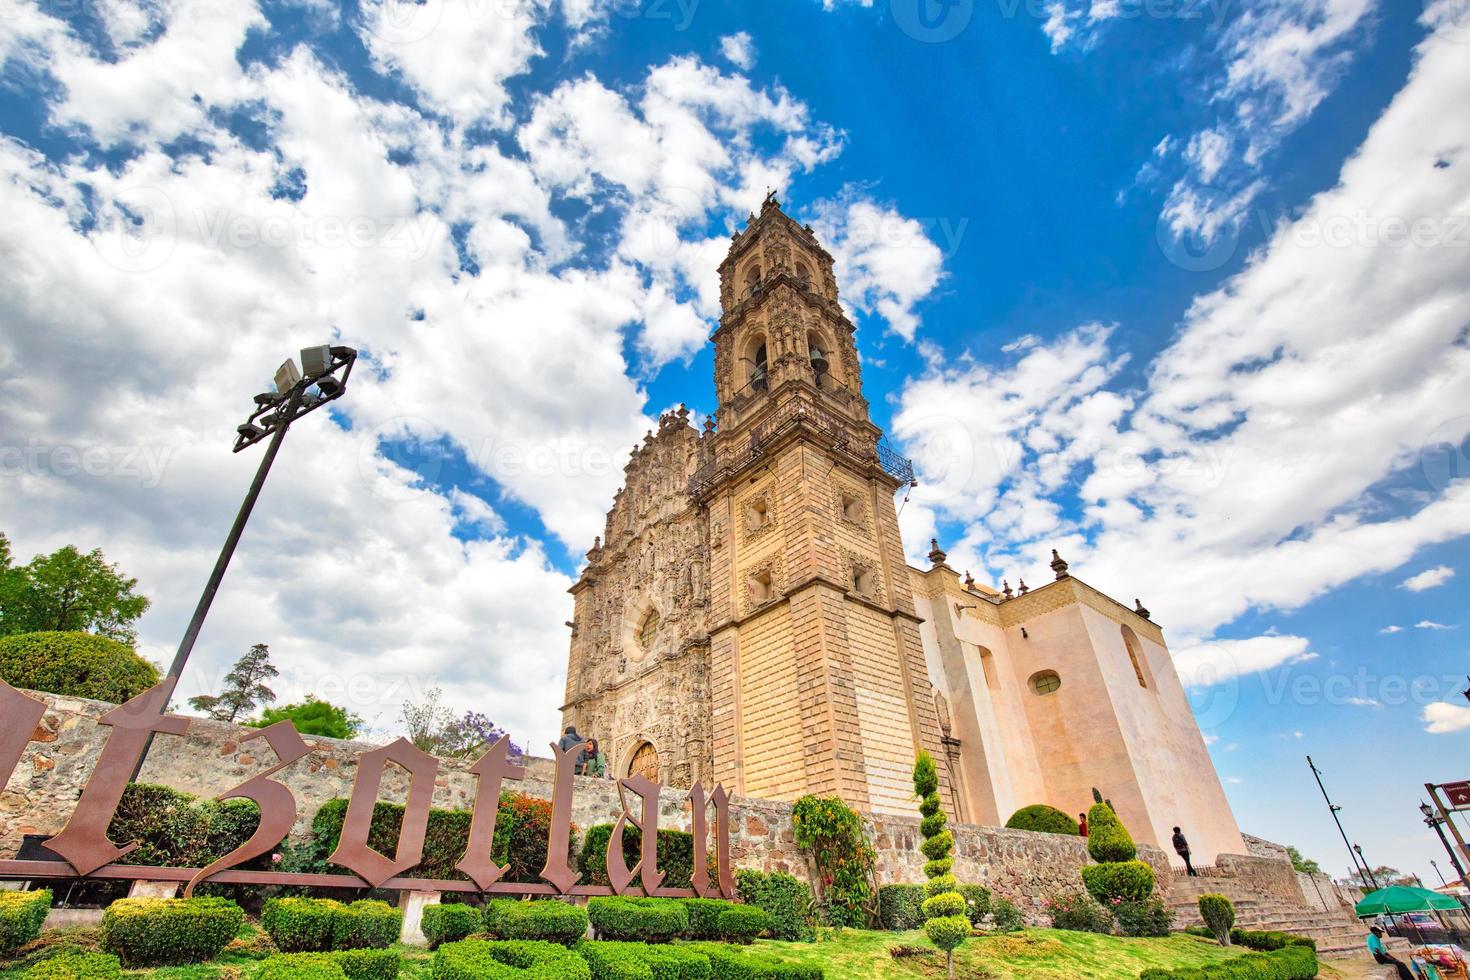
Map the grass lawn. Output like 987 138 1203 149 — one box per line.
2 923 1357 979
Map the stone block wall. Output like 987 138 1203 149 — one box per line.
4 690 1194 924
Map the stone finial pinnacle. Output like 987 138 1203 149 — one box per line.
1002 579 1014 599
928 538 947 567
1017 578 1029 595
1051 549 1070 580
964 570 975 588
1135 598 1152 620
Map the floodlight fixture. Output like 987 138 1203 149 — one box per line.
301 345 332 377
274 358 303 394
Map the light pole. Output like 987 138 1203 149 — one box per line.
1308 756 1374 887
1421 800 1470 914
131 345 357 779
1432 860 1448 887
1354 844 1382 891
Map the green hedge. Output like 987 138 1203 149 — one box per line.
689 943 825 980
579 941 713 980
100 896 244 967
0 887 50 957
107 784 262 873
716 905 770 944
579 825 697 889
958 884 991 927
1139 944 1317 979
333 900 402 950
734 870 814 942
587 897 689 943
264 897 343 953
680 898 737 940
1081 859 1156 904
1005 805 1080 836
422 903 482 949
1184 926 1317 952
254 949 401 980
877 884 925 931
26 952 125 979
302 791 570 884
485 899 588 946
0 631 159 703
261 897 401 952
432 938 591 980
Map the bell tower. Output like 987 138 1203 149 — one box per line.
693 193 955 816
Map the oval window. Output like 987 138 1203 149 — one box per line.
1029 670 1062 696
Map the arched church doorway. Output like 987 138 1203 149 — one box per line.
628 741 660 782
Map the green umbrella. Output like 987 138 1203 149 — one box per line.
1355 885 1465 917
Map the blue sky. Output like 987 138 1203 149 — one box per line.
0 0 1468 883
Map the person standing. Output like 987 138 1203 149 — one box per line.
1078 813 1089 837
559 725 588 773
1172 826 1197 877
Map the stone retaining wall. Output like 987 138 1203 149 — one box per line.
5 691 1188 920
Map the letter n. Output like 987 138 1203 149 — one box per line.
329 737 439 887
607 773 664 896
687 781 736 899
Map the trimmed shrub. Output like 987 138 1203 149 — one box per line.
26 952 125 980
0 887 51 957
587 897 688 944
877 884 925 931
735 870 814 942
579 825 697 890
579 941 713 980
691 943 826 980
263 897 343 952
333 948 401 980
716 905 770 945
1045 890 1111 933
958 885 990 927
1115 897 1173 938
484 899 588 946
913 751 969 973
680 898 739 940
1086 802 1137 864
1139 944 1318 980
1199 894 1235 945
990 897 1025 933
100 896 244 967
1081 860 1156 905
0 632 158 703
422 903 482 950
1005 805 1080 836
331 900 402 950
258 953 350 980
432 938 591 980
106 785 261 876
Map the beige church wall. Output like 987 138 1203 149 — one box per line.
847 602 924 815
1078 606 1245 866
731 604 804 802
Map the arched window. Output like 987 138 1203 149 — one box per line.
746 335 768 391
807 330 830 381
629 741 659 781
638 609 660 650
1122 625 1151 689
794 261 812 284
742 264 762 298
1029 670 1062 696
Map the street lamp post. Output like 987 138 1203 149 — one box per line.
1308 756 1375 886
131 345 357 779
1354 844 1382 891
1421 800 1470 914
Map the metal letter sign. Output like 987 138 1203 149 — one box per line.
0 693 736 898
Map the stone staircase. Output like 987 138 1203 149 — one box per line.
1166 870 1369 958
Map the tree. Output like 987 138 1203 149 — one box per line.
0 538 150 644
400 687 522 758
1287 845 1322 876
1347 865 1415 890
188 644 278 722
251 696 362 739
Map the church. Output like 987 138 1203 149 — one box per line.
561 195 1246 866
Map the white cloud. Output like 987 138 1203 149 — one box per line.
1203 733 1221 745
1415 620 1451 630
894 16 1470 658
1401 565 1455 591
719 32 756 71
1346 696 1381 707
1173 635 1317 686
1378 625 1404 634
809 194 947 341
1423 701 1470 734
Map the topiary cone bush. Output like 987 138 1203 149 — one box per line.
1085 802 1137 864
1199 894 1235 945
1005 805 1081 836
913 752 968 979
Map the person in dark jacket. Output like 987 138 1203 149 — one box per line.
559 726 587 772
1172 826 1197 876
